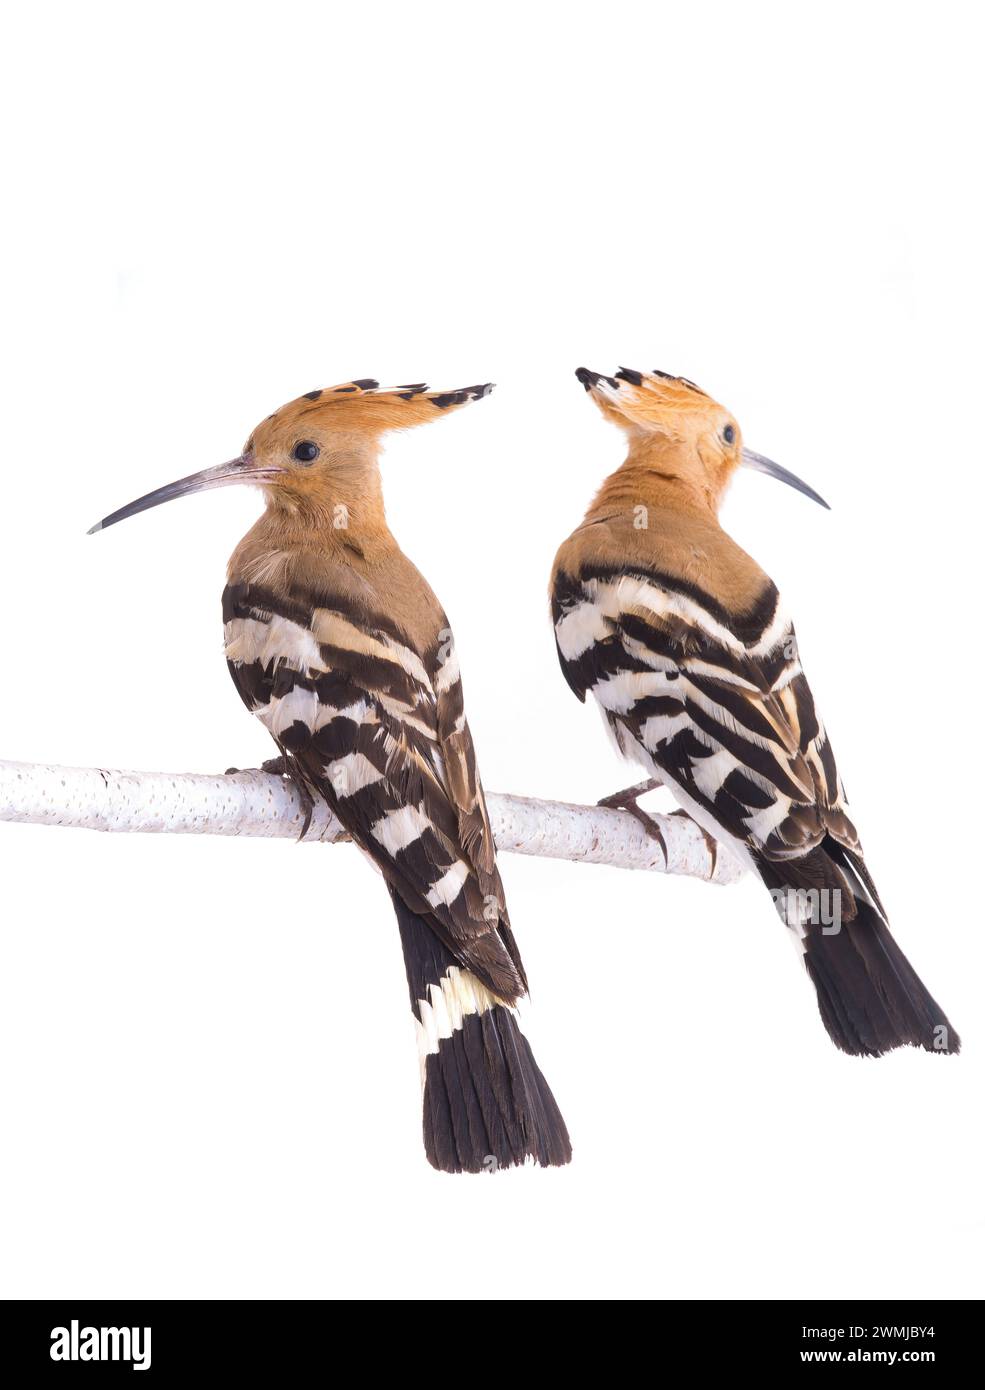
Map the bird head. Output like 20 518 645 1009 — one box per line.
575 366 828 512
88 379 494 534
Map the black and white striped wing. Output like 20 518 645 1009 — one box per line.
223 582 525 1002
552 566 860 866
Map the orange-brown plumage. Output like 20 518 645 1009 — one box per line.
88 375 571 1172
552 364 958 1058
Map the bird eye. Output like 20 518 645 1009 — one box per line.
292 440 319 464
723 424 736 445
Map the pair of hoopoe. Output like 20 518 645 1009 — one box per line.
90 371 959 1173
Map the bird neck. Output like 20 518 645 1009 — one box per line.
229 447 397 589
266 446 391 547
587 436 725 523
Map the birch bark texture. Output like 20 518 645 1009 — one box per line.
0 759 742 885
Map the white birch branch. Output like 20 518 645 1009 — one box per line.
0 758 743 885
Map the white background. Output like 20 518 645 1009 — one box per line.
1 1 981 1300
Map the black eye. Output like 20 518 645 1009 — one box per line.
292 440 319 464
723 424 736 445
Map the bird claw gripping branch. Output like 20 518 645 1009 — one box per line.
553 365 958 1058
223 755 322 840
596 778 671 858
90 378 571 1173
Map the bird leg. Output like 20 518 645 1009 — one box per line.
596 776 662 811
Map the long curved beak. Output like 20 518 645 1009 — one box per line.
741 448 830 510
87 455 283 534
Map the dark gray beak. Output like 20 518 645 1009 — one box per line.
87 455 283 534
741 448 830 510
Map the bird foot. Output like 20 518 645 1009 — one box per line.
596 780 719 873
597 778 667 856
667 808 719 875
225 755 322 841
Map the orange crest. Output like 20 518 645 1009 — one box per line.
575 366 726 440
246 378 494 453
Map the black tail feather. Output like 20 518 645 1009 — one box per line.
390 887 572 1172
803 900 960 1057
424 1008 571 1173
757 848 960 1057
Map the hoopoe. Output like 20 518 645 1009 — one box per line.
552 366 959 1058
89 378 571 1172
